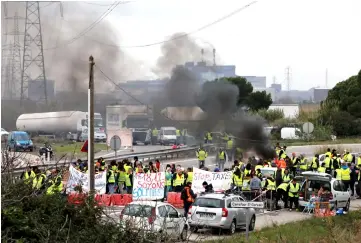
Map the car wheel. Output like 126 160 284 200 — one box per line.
249 215 256 231
228 220 236 235
343 199 350 211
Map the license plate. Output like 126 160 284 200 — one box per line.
198 213 213 218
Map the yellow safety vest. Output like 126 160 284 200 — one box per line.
207 132 212 140
33 174 46 189
233 174 243 186
152 129 158 136
218 151 225 160
108 170 116 183
125 174 132 187
288 183 300 198
124 165 131 174
282 174 291 183
325 152 332 158
266 179 276 191
174 174 184 186
292 157 298 168
46 176 63 195
176 130 180 136
346 154 353 162
335 169 342 180
299 159 307 170
341 168 351 181
255 165 263 171
318 167 326 173
244 169 251 177
186 172 193 183
357 157 361 166
118 171 126 182
24 171 36 184
197 150 207 160
324 158 331 168
227 140 233 149
277 182 288 191
311 157 318 169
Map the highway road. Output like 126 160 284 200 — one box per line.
103 199 361 242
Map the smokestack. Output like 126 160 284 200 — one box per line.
213 48 216 66
201 48 204 62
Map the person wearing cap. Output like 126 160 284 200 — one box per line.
287 177 300 211
181 181 196 218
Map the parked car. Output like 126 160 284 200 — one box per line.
187 193 256 234
7 131 34 152
298 171 351 211
120 201 188 241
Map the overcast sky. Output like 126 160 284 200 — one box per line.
4 0 361 90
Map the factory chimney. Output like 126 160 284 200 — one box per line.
213 48 216 66
201 48 204 63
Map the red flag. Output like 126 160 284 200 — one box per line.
81 140 88 153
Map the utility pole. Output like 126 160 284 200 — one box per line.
285 66 291 91
88 56 95 193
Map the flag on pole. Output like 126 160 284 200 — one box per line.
81 140 88 153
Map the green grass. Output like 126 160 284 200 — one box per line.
272 138 360 146
52 142 108 156
213 210 361 243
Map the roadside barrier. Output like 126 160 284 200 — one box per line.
167 192 183 208
111 194 133 206
67 193 133 206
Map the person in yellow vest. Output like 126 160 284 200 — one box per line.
152 127 158 145
264 176 277 210
196 147 208 169
217 148 226 171
287 178 300 211
357 154 361 168
207 132 213 144
255 161 263 171
323 154 332 175
222 132 229 142
23 167 37 185
309 154 319 172
235 147 243 161
282 169 291 183
46 169 63 195
107 165 118 194
242 172 252 200
343 150 353 163
276 181 289 209
232 168 243 192
164 166 173 200
176 129 181 145
318 163 327 173
33 169 47 191
172 168 185 192
325 148 332 158
117 166 126 194
340 161 351 191
125 167 133 194
185 167 193 184
290 153 300 176
226 138 234 163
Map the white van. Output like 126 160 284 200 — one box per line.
298 171 350 211
158 127 177 145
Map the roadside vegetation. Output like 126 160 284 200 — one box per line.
210 210 361 243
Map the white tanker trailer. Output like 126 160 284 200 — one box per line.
16 111 105 141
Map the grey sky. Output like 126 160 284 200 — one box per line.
3 0 361 91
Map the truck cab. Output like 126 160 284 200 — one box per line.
123 115 152 145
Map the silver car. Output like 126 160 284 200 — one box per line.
187 193 256 234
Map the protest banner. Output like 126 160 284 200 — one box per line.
132 172 165 200
66 165 106 194
191 167 233 194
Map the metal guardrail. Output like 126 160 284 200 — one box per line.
3 144 218 174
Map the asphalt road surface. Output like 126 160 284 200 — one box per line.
103 199 361 242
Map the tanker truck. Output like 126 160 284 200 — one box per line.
16 111 105 141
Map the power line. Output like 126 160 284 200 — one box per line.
44 1 121 50
81 1 134 7
87 1 258 49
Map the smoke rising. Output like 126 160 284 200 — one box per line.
155 33 275 159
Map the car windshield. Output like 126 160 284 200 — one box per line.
163 130 176 135
15 133 29 140
193 198 222 208
123 204 153 217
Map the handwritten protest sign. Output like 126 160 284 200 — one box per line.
192 167 233 193
66 165 106 194
132 172 165 200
